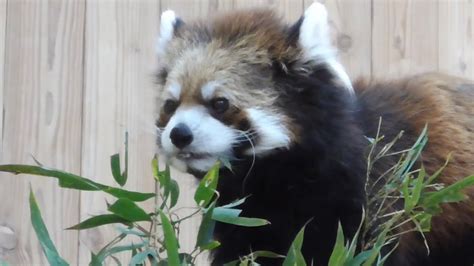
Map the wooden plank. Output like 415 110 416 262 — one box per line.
372 0 439 79
161 0 218 20
80 0 160 263
0 0 6 159
438 0 473 79
303 0 372 79
0 0 85 264
233 0 304 21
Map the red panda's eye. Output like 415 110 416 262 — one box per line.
163 99 178 114
211 97 229 113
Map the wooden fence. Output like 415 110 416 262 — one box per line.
0 0 472 264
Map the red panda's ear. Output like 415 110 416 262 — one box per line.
292 2 354 94
156 10 184 55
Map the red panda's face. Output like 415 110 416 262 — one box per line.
156 38 293 172
155 4 353 173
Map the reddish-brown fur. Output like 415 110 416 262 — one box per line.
355 73 474 263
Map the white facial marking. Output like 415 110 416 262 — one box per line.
201 81 220 101
156 10 177 55
160 106 237 172
166 82 181 99
245 108 291 155
299 2 354 95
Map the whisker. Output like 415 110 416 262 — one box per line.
236 130 256 193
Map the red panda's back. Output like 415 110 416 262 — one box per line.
355 73 474 265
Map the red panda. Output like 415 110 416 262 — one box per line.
155 3 474 265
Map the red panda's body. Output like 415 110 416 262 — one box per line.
155 4 474 265
356 74 474 265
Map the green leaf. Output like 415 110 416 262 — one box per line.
90 252 101 266
283 222 308 266
219 196 249 209
102 187 155 202
200 240 221 251
111 154 125 187
0 258 9 266
362 218 395 266
159 210 180 266
250 250 285 260
169 179 180 209
422 175 474 214
29 188 69 266
108 198 151 222
116 227 148 237
95 243 146 264
396 125 428 178
1 164 100 190
196 202 217 249
0 164 155 202
417 213 433 232
212 207 269 227
347 250 373 265
194 162 220 207
328 222 347 266
66 214 131 230
410 168 426 209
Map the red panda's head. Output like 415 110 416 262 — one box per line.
155 3 353 173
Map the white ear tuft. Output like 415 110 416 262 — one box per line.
299 2 333 63
299 2 354 95
156 10 177 55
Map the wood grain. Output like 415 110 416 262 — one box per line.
0 0 6 160
438 0 474 79
0 0 85 264
372 0 439 79
304 0 372 79
80 0 160 263
233 0 304 21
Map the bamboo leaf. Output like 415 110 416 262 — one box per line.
251 250 285 259
200 240 221 251
422 175 474 214
90 252 101 266
328 222 347 266
111 154 125 187
196 202 217 249
159 210 180 266
102 188 155 202
169 179 180 209
194 162 220 207
108 198 151 222
29 188 69 266
97 243 146 264
282 223 308 266
66 214 131 230
0 164 155 202
211 207 269 227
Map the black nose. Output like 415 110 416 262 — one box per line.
170 123 193 149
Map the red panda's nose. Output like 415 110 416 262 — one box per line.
170 123 193 149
